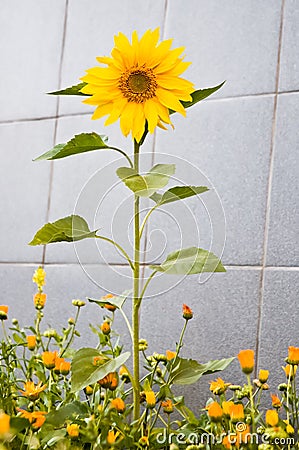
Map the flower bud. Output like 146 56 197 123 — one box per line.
12 318 18 326
42 351 57 369
0 306 8 320
265 410 279 427
67 423 79 438
26 335 36 351
72 299 86 308
145 390 156 409
287 346 299 365
153 352 167 363
33 293 46 310
60 361 71 376
258 369 269 384
182 304 193 320
139 339 148 351
161 399 173 414
237 349 254 374
110 397 125 413
100 321 111 335
207 402 223 422
119 366 130 383
84 385 93 396
68 317 75 325
278 383 288 392
271 394 281 408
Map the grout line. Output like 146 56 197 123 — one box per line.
1 90 299 126
42 0 69 265
254 0 286 376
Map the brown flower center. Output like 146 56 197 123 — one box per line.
119 67 157 103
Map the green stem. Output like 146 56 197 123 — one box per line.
139 270 158 303
247 374 256 435
166 320 188 384
95 235 134 271
133 139 141 421
139 205 158 239
60 307 80 358
108 146 133 168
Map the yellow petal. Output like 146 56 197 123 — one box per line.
144 99 159 133
156 88 186 116
91 103 112 120
132 103 146 142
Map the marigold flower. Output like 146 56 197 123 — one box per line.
80 29 194 142
207 401 223 422
145 390 156 409
161 399 174 414
26 335 36 351
98 372 118 390
284 420 294 435
17 409 47 429
60 361 71 375
100 321 111 335
20 381 46 401
54 357 65 374
266 409 279 427
0 305 8 320
209 378 229 395
236 424 250 446
258 369 269 384
222 435 232 449
271 394 282 408
67 423 79 438
222 401 234 416
33 293 47 310
93 355 106 366
166 350 176 361
42 351 57 369
139 339 148 351
110 397 126 413
32 266 46 288
84 385 93 395
182 304 193 320
229 403 244 422
119 366 130 383
107 429 120 444
0 413 10 434
101 293 117 311
283 364 297 380
287 346 299 365
237 349 255 374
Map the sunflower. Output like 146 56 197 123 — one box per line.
80 28 194 142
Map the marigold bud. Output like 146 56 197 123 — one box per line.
60 361 71 375
68 317 75 325
72 299 86 308
182 304 193 320
145 390 156 409
84 385 93 395
67 423 79 438
283 364 297 380
100 321 111 335
0 305 8 320
278 383 288 392
139 339 148 351
26 335 36 351
34 293 46 310
119 366 130 383
258 369 269 384
207 402 223 422
43 328 57 338
0 412 10 434
42 351 57 369
153 352 167 363
161 399 173 414
265 409 279 427
166 350 176 361
110 397 125 413
271 394 282 408
287 346 299 365
237 349 255 374
229 403 244 422
12 318 18 325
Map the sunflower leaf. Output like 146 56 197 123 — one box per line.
170 356 234 385
117 164 175 197
29 215 98 245
34 132 109 161
48 82 88 96
149 247 226 274
88 290 131 310
150 186 209 206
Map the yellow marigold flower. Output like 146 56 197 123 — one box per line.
283 420 294 435
20 381 46 401
258 369 269 384
161 399 174 414
100 321 111 335
34 292 47 310
32 266 46 288
145 390 156 409
107 429 120 445
182 304 193 320
80 29 194 142
166 350 176 361
207 401 223 422
0 413 10 434
229 403 244 423
42 351 57 369
271 394 282 408
288 346 299 365
98 372 118 390
222 401 234 416
67 423 79 438
209 377 229 395
283 364 297 379
26 335 36 351
17 409 47 429
119 365 130 383
84 385 93 395
110 398 126 413
237 349 255 374
60 361 71 376
266 409 279 427
0 305 8 320
139 339 148 351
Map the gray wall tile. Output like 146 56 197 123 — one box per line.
0 1 66 121
267 93 299 266
279 0 299 91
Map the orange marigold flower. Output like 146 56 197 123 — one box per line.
26 335 36 351
161 399 174 414
266 409 279 427
209 377 229 395
42 351 57 369
60 361 71 375
229 403 244 423
84 385 93 395
107 429 120 444
145 390 156 409
100 321 111 335
166 350 176 361
20 381 46 401
93 355 106 366
101 293 117 311
110 398 126 413
222 401 234 416
182 304 193 320
258 369 269 384
288 346 299 365
17 409 47 429
237 349 254 374
222 435 232 449
0 305 8 320
283 364 297 380
207 401 223 422
0 413 10 434
98 372 118 390
271 394 282 408
67 423 79 438
236 424 251 447
54 357 65 374
33 293 47 310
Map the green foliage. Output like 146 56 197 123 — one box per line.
150 246 226 274
150 185 209 205
29 215 98 245
48 82 88 96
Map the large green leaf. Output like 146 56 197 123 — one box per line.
48 82 88 96
150 247 226 274
29 215 98 245
34 132 108 161
150 186 209 206
46 401 89 426
170 356 234 385
117 164 175 197
88 290 131 310
71 347 130 392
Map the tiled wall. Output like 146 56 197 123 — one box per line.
0 0 298 407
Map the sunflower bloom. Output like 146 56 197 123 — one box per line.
80 29 194 142
20 381 46 401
